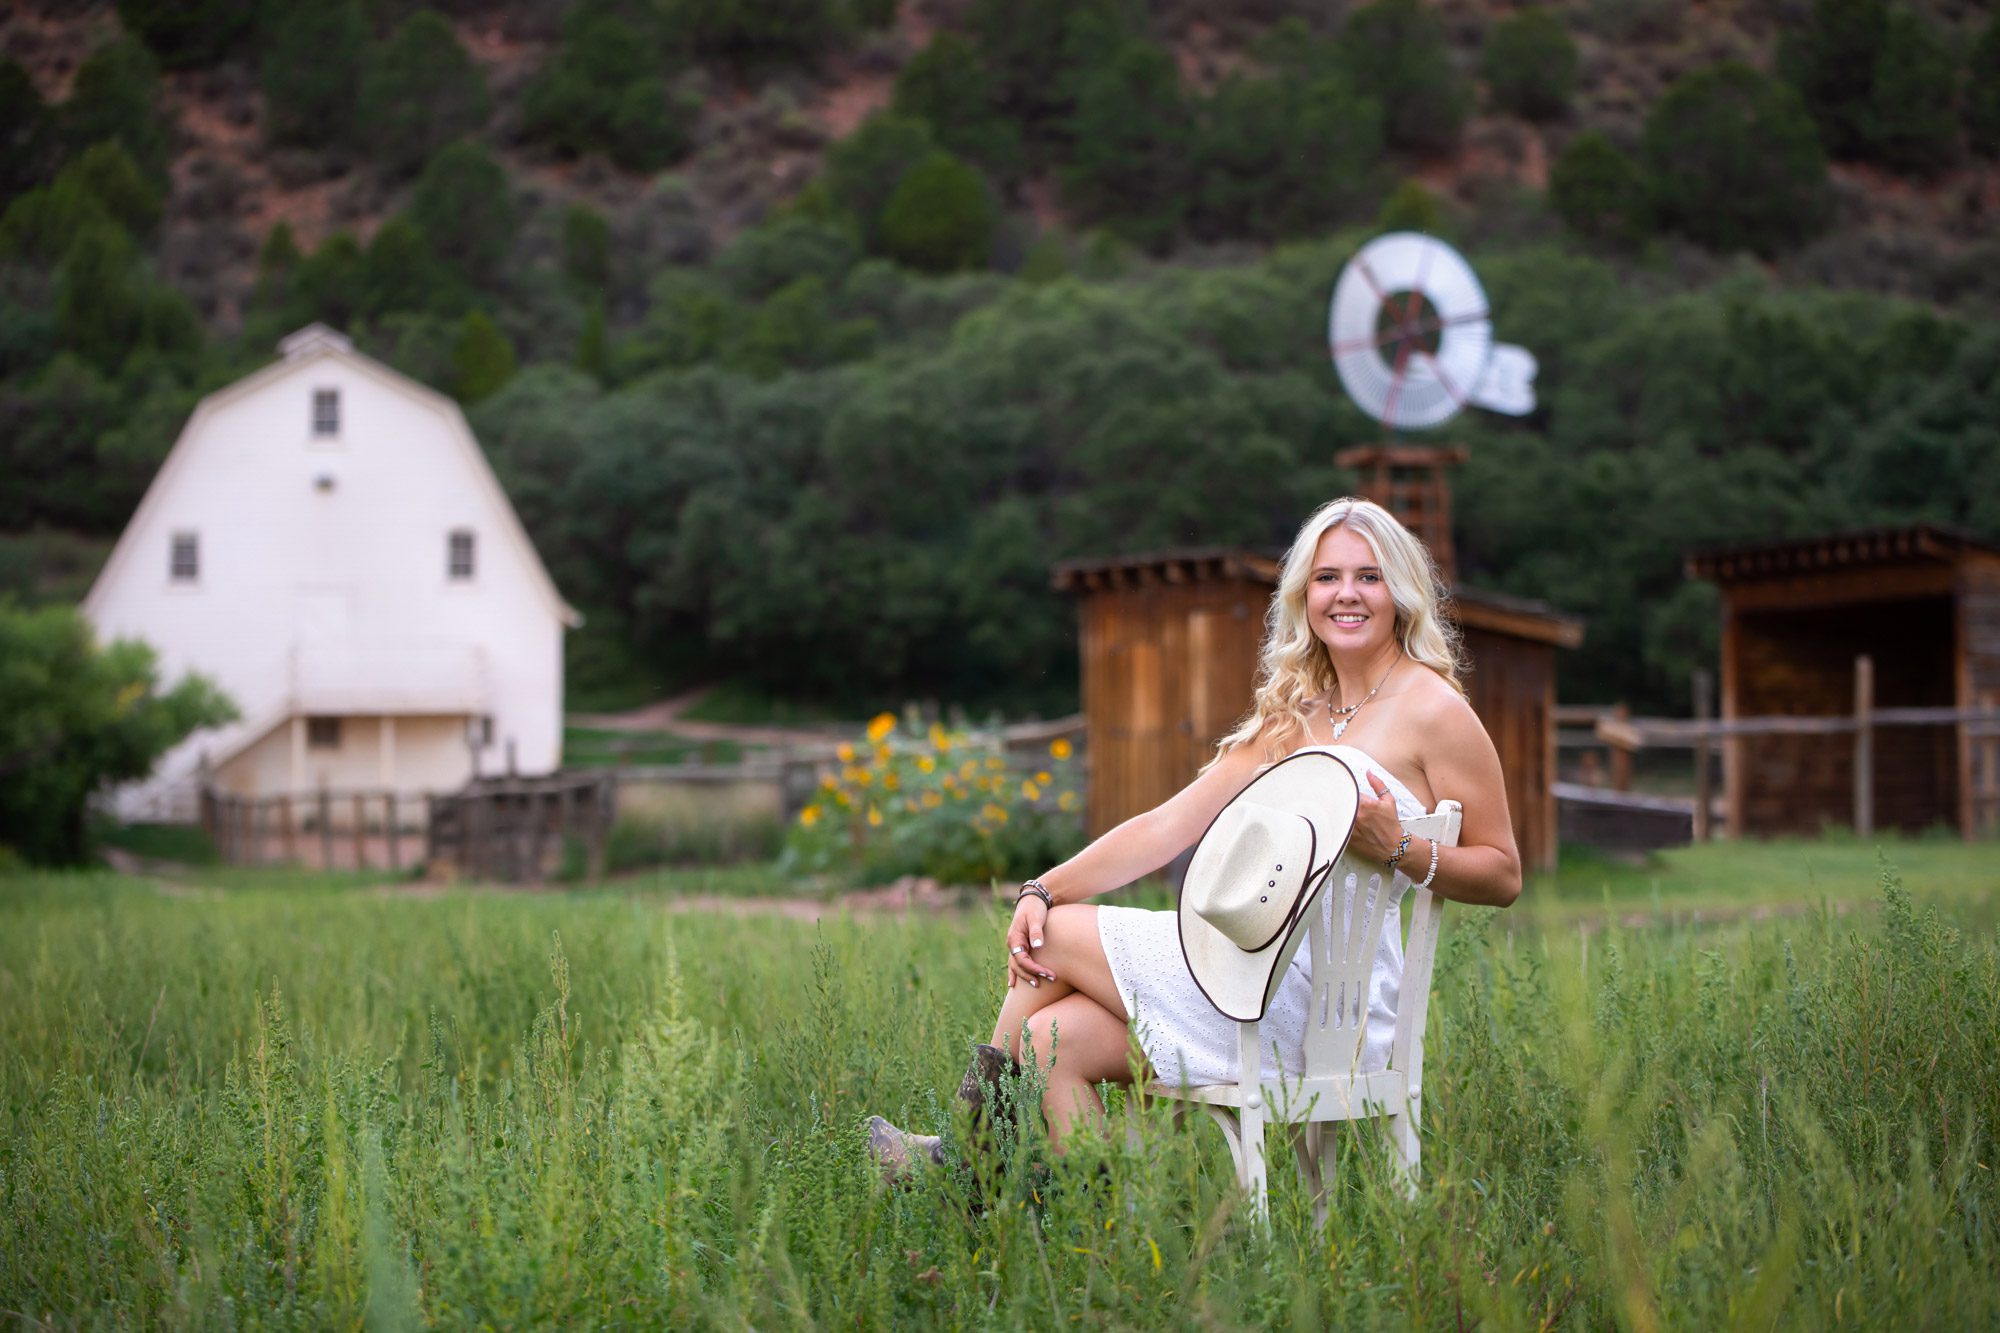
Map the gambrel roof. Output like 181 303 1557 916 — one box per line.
83 326 581 628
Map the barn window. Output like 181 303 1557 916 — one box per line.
448 529 476 580
312 389 340 436
307 716 342 749
170 532 199 582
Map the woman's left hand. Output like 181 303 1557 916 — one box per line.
1349 771 1406 866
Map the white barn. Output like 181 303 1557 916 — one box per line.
83 324 580 822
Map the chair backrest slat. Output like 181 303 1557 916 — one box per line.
1295 804 1461 1079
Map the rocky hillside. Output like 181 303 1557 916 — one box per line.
5 0 1997 330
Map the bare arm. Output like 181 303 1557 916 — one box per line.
1003 735 1268 988
1411 695 1522 907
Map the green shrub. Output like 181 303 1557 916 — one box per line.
967 0 1137 151
1780 0 1958 173
891 33 1022 175
716 213 862 299
360 214 467 318
1481 7 1576 122
1855 8 1958 175
60 40 168 181
676 0 846 64
521 0 693 170
877 151 995 273
1550 130 1649 247
1642 62 1830 257
0 142 162 265
1 58 55 205
821 113 937 249
410 141 516 288
453 310 517 403
1338 0 1468 156
1060 38 1192 250
359 10 492 179
260 0 367 150
0 603 235 865
561 203 612 290
115 0 256 68
55 223 201 372
1193 68 1383 242
783 713 1083 885
1973 15 2000 157
1375 177 1445 234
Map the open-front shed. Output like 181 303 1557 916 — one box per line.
1687 525 2000 838
1051 548 1582 872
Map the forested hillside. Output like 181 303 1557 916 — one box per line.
5 0 1998 714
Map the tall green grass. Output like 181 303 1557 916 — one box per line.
1 862 1994 1327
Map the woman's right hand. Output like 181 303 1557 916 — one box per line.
1006 895 1054 988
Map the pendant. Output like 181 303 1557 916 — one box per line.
1331 719 1348 740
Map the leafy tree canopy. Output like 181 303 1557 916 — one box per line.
0 602 236 865
1482 7 1576 122
359 10 493 179
1337 0 1469 156
1642 62 1830 257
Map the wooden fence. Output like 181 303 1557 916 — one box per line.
1560 660 2000 840
199 787 430 872
425 772 616 883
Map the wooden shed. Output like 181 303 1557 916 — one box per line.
1051 548 1584 872
1686 525 2000 838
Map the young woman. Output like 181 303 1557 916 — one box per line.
869 497 1523 1178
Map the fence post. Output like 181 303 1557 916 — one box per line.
1610 703 1632 792
1854 655 1874 837
1692 669 1714 843
318 787 334 870
386 793 401 872
351 792 367 870
281 794 297 863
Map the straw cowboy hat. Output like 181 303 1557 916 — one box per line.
1178 747 1364 1022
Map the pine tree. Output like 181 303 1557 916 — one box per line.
454 310 517 402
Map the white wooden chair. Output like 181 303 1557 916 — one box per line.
1141 801 1461 1224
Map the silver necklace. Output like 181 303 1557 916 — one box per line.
1329 656 1399 740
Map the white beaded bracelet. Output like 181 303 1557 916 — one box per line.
1411 836 1441 891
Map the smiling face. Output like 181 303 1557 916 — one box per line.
1304 523 1399 662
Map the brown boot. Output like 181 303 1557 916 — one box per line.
867 1115 947 1186
956 1042 1023 1134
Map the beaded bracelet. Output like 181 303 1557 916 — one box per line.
1384 830 1413 872
1412 837 1441 891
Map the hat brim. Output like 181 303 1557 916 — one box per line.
1178 748 1363 1023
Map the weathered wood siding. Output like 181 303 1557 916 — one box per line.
1073 571 1569 872
1080 576 1264 838
1961 553 2000 835
1460 626 1558 873
1732 595 1958 835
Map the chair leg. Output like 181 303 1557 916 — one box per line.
1295 1123 1333 1229
1239 1101 1269 1222
1385 1098 1420 1200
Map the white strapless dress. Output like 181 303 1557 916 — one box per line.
1095 745 1424 1087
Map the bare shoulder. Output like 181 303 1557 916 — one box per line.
1404 666 1482 735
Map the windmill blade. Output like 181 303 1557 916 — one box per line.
1465 344 1538 416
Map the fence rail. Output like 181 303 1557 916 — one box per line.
1556 658 2000 840
200 787 430 872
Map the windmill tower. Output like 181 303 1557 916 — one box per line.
1327 233 1538 580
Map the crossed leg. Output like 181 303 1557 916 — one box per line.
987 904 1151 1147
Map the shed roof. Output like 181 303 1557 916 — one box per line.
1687 525 2000 584
1049 546 1584 649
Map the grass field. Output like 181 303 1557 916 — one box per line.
2 838 1996 1328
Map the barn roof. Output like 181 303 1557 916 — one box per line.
1686 524 2000 583
1049 546 1584 649
82 326 583 629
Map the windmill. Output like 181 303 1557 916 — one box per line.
1327 232 1537 580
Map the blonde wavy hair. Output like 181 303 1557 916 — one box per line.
1210 497 1465 766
